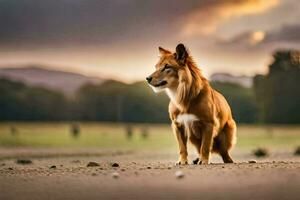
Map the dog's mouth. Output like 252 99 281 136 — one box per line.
153 80 167 87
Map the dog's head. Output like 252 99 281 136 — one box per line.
146 43 189 93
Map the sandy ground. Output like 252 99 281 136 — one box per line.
0 148 300 200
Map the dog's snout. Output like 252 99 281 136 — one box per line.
146 76 152 83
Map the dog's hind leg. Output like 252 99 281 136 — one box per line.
218 119 236 163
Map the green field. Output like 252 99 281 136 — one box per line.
0 122 299 150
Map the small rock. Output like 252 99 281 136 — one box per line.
248 160 257 163
253 148 269 157
0 163 5 166
87 162 100 167
112 172 119 179
92 173 97 176
50 165 56 169
147 166 152 169
222 166 225 168
16 159 32 165
121 169 126 171
111 163 119 167
167 167 172 170
294 146 300 156
8 167 13 170
175 170 185 179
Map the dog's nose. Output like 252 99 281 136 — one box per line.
146 76 152 83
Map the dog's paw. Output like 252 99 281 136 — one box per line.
175 160 188 166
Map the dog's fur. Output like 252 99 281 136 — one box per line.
147 44 236 164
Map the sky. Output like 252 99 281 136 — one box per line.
0 0 300 82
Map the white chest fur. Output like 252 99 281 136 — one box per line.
176 114 199 137
176 114 199 124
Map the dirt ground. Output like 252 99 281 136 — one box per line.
0 148 300 200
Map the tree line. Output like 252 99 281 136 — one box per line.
0 50 299 124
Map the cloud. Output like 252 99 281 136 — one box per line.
215 23 300 53
218 30 266 46
181 0 279 37
265 24 300 43
0 0 281 50
0 0 192 49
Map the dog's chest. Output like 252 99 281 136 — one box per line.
176 114 199 137
176 114 199 124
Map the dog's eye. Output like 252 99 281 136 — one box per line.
162 64 172 72
165 64 171 69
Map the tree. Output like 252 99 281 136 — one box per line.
254 50 300 124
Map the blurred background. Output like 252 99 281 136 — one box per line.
0 0 299 155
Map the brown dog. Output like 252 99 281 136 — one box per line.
146 44 236 165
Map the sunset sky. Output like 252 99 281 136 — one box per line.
0 0 300 82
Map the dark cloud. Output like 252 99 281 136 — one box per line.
265 24 300 43
0 0 280 49
0 0 191 48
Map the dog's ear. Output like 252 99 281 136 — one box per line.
158 47 171 55
175 43 188 66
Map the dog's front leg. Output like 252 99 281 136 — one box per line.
172 122 188 165
200 123 214 164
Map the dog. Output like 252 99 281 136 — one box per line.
146 44 236 165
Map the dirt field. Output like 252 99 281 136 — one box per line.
1 148 300 200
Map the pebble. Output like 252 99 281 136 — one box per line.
16 159 32 165
248 160 257 163
253 148 269 157
111 163 119 167
175 170 185 179
87 162 100 167
112 172 119 179
147 166 152 169
294 146 300 155
50 165 57 169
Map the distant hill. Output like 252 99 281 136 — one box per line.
0 65 104 94
210 73 253 88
